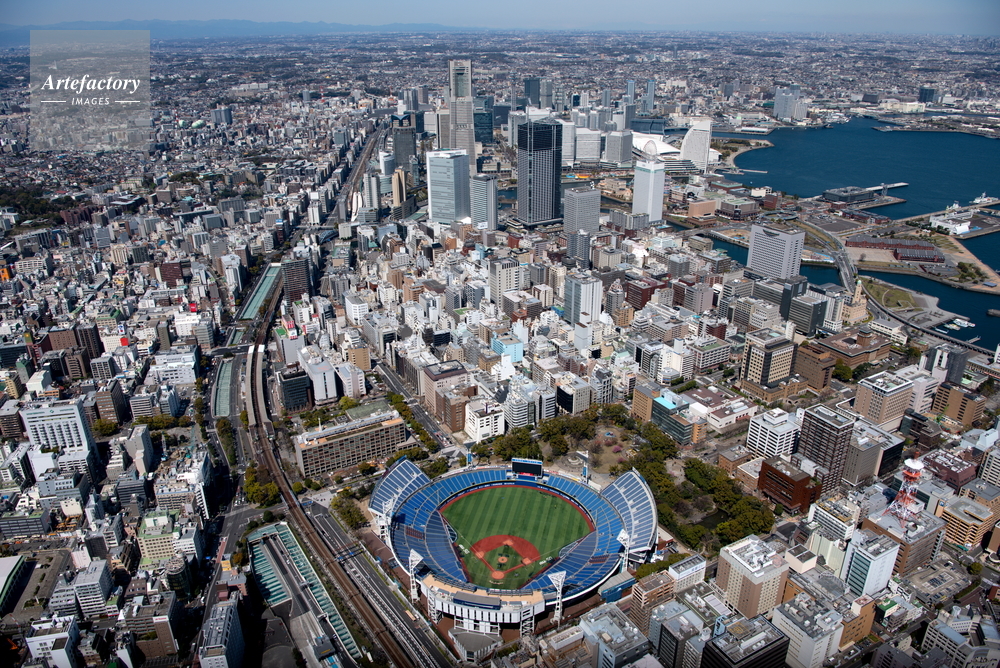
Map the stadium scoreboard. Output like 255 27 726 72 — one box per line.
512 458 544 477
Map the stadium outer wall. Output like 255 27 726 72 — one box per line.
369 462 658 638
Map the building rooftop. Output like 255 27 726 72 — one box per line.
941 498 993 526
709 615 787 664
865 509 946 544
777 594 843 639
724 534 785 576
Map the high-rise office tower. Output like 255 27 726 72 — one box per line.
448 58 472 99
717 535 789 619
21 397 95 455
625 79 636 102
841 529 899 597
426 150 471 223
746 408 800 459
74 323 103 361
448 59 477 176
489 257 526 303
601 88 612 107
854 372 914 427
604 130 633 165
798 405 856 486
523 77 541 106
680 120 712 172
747 224 805 280
922 343 969 385
645 78 657 111
567 231 592 270
773 87 808 122
741 329 796 389
435 109 451 149
564 272 603 327
516 118 562 226
378 150 396 176
564 186 600 235
621 103 636 131
281 256 312 308
539 79 554 109
919 86 937 103
391 168 407 208
605 279 625 314
470 174 498 230
392 126 417 167
632 160 665 222
362 170 380 209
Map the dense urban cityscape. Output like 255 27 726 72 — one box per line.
0 18 998 668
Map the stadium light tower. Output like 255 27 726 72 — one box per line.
617 528 631 574
408 550 423 602
550 571 566 626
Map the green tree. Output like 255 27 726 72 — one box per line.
92 419 119 438
262 509 274 523
292 481 305 495
549 435 569 458
969 562 984 576
421 457 450 478
832 361 853 382
339 396 360 411
853 362 874 381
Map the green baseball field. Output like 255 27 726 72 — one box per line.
440 486 593 590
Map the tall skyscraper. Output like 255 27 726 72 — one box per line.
625 79 636 102
798 405 856 486
564 272 603 327
489 257 526 303
516 118 562 226
426 150 471 223
922 343 969 385
773 87 808 122
392 126 417 167
470 174 498 230
747 224 805 280
632 160 665 222
604 130 633 165
644 78 657 111
680 120 712 172
448 59 477 176
391 168 407 208
741 329 796 390
567 231 592 270
564 186 600 235
841 529 899 596
523 77 541 106
717 535 789 619
281 256 312 308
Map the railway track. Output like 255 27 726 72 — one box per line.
244 277 422 668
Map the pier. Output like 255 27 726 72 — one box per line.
863 183 908 192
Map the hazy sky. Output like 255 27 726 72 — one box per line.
3 0 999 35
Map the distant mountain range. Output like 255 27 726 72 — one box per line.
0 19 482 47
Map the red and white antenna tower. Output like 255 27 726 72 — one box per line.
885 459 924 526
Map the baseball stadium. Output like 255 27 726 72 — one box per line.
369 458 657 650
